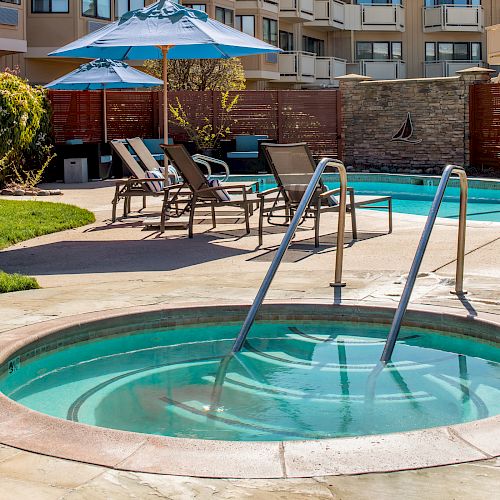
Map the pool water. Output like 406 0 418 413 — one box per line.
2 321 499 441
226 175 500 222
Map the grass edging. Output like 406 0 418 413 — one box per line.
0 272 40 293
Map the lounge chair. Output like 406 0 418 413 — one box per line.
110 140 168 222
127 137 259 196
261 143 392 247
161 144 264 238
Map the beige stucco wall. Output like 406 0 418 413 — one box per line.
487 24 500 65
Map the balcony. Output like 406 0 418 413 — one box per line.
279 0 315 22
235 0 279 14
0 4 27 56
424 60 484 78
347 60 406 80
344 4 405 32
423 6 483 33
279 51 316 83
307 0 345 30
315 57 347 85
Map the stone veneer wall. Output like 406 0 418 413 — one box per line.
338 69 493 173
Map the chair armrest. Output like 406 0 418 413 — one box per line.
257 186 281 198
164 182 185 191
320 186 354 197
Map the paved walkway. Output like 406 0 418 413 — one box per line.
0 181 499 498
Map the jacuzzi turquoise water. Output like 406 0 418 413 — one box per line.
2 320 499 441
225 174 500 222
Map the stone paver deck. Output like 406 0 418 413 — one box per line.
0 180 499 498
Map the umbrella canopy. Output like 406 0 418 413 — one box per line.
48 1 280 60
49 0 281 147
46 59 163 142
45 58 163 90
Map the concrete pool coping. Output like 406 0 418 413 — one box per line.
0 300 498 479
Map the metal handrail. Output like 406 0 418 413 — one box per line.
192 154 230 182
380 164 468 364
231 157 347 353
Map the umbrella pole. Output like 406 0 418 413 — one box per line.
162 46 171 168
103 88 108 144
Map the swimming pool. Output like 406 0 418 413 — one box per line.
1 303 498 477
225 173 500 222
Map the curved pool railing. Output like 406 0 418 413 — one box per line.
232 158 348 353
381 164 468 364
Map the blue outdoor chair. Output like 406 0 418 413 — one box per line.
226 135 269 173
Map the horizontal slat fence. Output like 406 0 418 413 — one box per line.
470 83 500 171
48 90 341 158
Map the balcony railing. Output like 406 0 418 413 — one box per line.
307 0 345 29
353 4 405 32
423 5 483 33
279 0 315 22
347 59 406 80
315 56 347 85
424 60 484 78
279 51 316 83
235 0 279 14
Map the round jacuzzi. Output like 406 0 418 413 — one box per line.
0 303 499 477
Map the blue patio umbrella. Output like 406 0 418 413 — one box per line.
46 58 163 142
49 0 281 146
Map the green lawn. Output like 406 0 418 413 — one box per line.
0 199 95 293
0 199 95 250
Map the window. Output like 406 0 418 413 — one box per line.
425 41 482 61
235 15 254 36
356 41 402 60
302 36 325 56
425 1 480 6
116 0 144 18
32 0 69 12
82 0 111 19
279 31 293 51
356 1 402 5
262 17 277 46
2 1 21 5
184 3 206 12
215 6 233 26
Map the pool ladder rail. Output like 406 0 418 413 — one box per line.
232 157 348 353
232 163 468 364
380 164 468 363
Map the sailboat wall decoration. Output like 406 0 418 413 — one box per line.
391 112 422 144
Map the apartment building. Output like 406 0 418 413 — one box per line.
0 0 157 82
0 1 498 87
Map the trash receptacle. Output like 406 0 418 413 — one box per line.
64 158 88 183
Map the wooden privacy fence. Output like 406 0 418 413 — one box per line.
49 90 341 158
469 83 500 171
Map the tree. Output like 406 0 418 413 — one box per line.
142 58 246 91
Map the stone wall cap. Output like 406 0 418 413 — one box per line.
336 74 373 82
359 76 460 85
455 67 496 75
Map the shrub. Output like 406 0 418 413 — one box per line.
169 91 239 152
0 71 55 188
